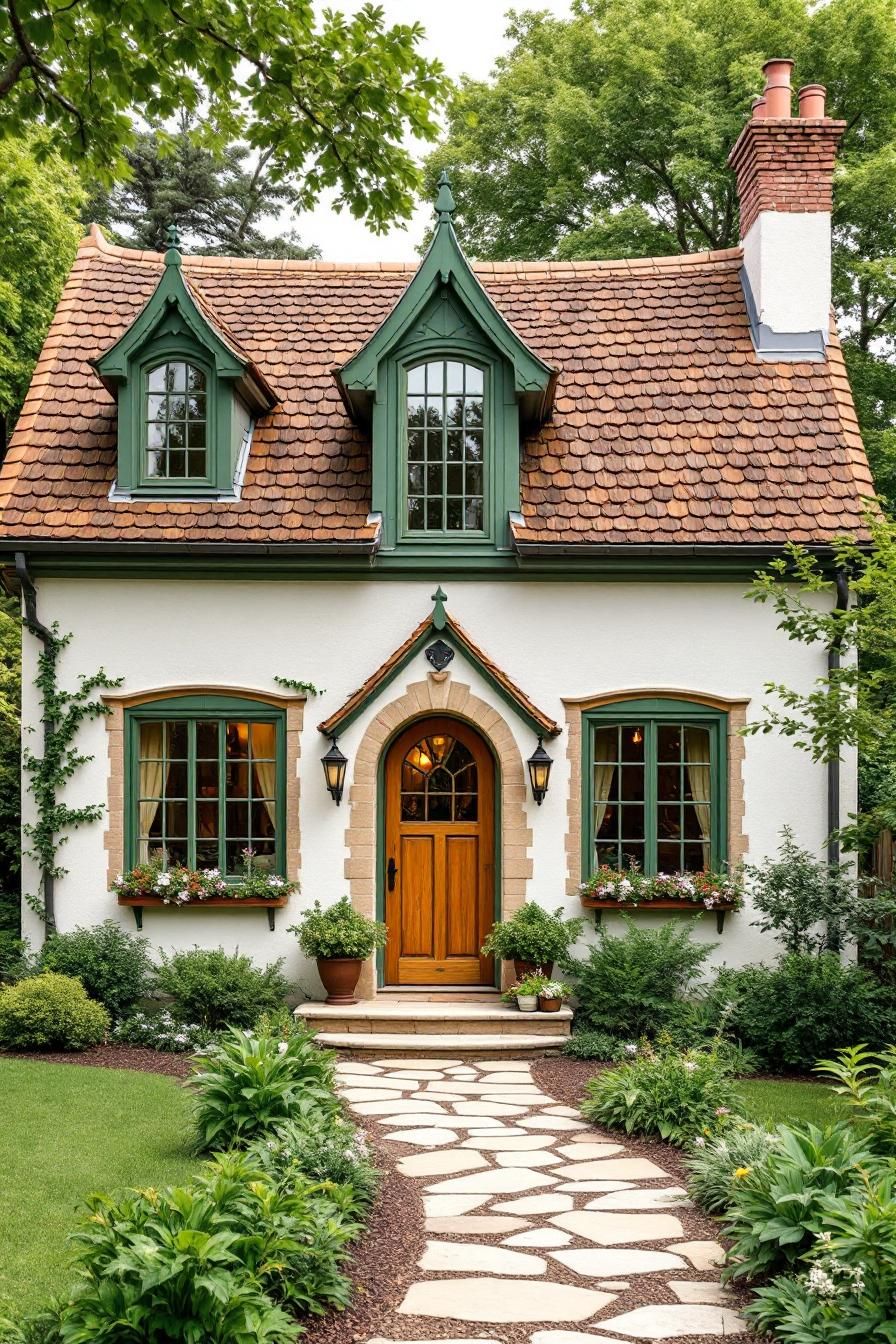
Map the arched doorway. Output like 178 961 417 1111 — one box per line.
383 716 496 986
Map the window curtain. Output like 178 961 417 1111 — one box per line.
685 727 712 868
138 722 165 862
592 765 616 850
251 723 278 831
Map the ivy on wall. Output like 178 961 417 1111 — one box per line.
23 624 122 932
274 676 324 696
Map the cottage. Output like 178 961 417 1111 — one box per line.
0 63 872 1051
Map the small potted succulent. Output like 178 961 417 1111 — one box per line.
289 897 386 1005
537 980 570 1013
502 972 550 1013
481 903 583 980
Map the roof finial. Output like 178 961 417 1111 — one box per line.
435 170 456 224
431 584 448 631
164 221 182 266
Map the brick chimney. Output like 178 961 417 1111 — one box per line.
727 60 846 360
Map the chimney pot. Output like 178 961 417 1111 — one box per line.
798 84 827 118
762 57 794 118
751 95 767 119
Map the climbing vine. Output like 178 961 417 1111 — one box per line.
23 623 122 931
274 676 324 696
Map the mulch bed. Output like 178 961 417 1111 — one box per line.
0 1043 193 1077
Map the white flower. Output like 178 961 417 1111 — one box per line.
278 1041 288 1054
268 875 285 888
156 873 171 887
693 1136 706 1148
806 1266 840 1300
683 1061 698 1073
624 1043 638 1056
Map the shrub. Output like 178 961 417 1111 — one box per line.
685 1121 779 1214
562 1030 628 1061
111 1008 215 1053
723 1121 880 1282
191 1023 337 1151
0 972 109 1051
746 826 857 955
155 946 290 1029
708 954 896 1072
0 931 31 984
247 1115 379 1216
480 903 583 967
581 1044 740 1146
38 920 153 1018
746 1174 896 1343
569 916 711 1039
815 1044 896 1156
290 897 386 960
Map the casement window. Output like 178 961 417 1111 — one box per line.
583 699 728 876
145 360 209 482
125 696 285 876
405 359 485 533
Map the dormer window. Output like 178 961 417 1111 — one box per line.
146 361 208 481
406 360 484 533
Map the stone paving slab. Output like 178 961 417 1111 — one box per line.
599 1303 748 1337
419 1239 547 1276
399 1277 616 1323
550 1211 686 1245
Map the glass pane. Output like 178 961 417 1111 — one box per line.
620 842 644 869
252 801 275 836
407 364 426 395
455 794 478 820
187 421 206 448
428 792 452 821
446 464 463 495
464 431 483 461
426 361 443 393
408 463 423 493
228 762 248 798
658 725 682 761
657 842 680 872
426 399 444 427
445 361 464 394
146 450 164 477
166 839 188 866
169 396 187 421
620 764 644 800
447 430 464 461
408 429 425 461
426 498 443 529
147 366 169 392
187 451 206 477
620 804 645 839
621 726 645 761
595 803 617 838
226 801 249 835
401 794 424 821
166 721 188 758
683 803 710 840
165 760 187 796
251 722 276 758
465 398 483 428
407 496 424 530
596 842 620 867
427 463 442 494
593 727 618 761
465 497 483 529
466 464 482 494
447 396 464 428
196 840 219 869
196 721 218 757
196 759 218 796
196 801 219 837
466 365 483 395
425 432 442 461
684 843 706 871
407 396 426 425
167 451 185 476
446 498 464 530
226 722 250 758
187 366 206 392
165 801 187 835
657 764 681 800
657 804 681 839
147 394 166 421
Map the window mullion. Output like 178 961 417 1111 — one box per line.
187 719 197 870
645 722 658 875
218 721 227 876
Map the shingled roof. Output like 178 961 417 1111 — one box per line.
0 224 874 550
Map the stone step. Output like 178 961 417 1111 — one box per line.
311 1030 570 1058
298 1001 572 1038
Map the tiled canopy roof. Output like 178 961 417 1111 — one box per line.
0 226 874 548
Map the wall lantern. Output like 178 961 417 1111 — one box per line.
321 736 348 805
527 736 553 805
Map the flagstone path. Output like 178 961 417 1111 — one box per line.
335 1057 750 1344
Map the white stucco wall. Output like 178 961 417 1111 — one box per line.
18 576 853 995
742 211 832 338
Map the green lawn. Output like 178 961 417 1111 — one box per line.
0 1059 197 1318
736 1077 848 1128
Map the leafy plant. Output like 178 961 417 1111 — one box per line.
708 954 896 1071
502 972 551 1001
290 897 386 960
568 915 710 1039
814 1044 896 1156
247 1116 379 1217
539 980 571 1001
0 972 108 1050
480 904 583 966
155 946 290 1030
191 1024 337 1151
113 853 297 905
747 1174 896 1343
562 1029 629 1061
580 865 743 910
723 1122 880 1281
111 1009 215 1054
38 920 153 1019
581 1044 740 1146
0 931 32 984
685 1121 779 1215
745 827 857 954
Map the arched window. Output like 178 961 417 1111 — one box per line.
399 730 479 821
405 359 484 532
145 361 208 480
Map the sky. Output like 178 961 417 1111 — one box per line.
302 0 572 261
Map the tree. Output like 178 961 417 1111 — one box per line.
85 116 320 258
0 1 449 231
428 0 896 491
0 132 82 459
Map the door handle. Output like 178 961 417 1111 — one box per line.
387 857 398 892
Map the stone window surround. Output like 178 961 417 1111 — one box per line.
343 670 534 999
102 685 304 890
564 688 749 896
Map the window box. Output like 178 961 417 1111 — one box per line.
580 893 738 933
118 893 288 932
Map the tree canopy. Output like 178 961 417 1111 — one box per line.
0 0 449 232
85 117 320 258
428 0 896 497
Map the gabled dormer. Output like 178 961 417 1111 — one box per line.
93 227 277 499
337 176 556 554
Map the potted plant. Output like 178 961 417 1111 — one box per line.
538 980 570 1013
503 972 550 1013
481 904 583 980
289 897 386 1005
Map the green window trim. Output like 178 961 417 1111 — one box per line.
581 698 728 879
124 694 287 878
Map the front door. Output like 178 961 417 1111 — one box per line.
384 717 495 986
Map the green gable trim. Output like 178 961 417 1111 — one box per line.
317 586 560 740
337 175 556 428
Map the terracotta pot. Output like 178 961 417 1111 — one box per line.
516 994 539 1013
513 959 554 981
538 995 562 1013
317 957 363 1005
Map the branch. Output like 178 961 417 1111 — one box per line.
0 46 27 97
4 0 87 146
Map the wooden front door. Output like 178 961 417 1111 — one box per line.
384 717 495 986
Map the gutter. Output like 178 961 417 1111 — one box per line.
13 553 56 936
827 568 850 951
0 538 381 558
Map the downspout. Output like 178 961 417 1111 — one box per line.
827 568 850 951
14 552 56 936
